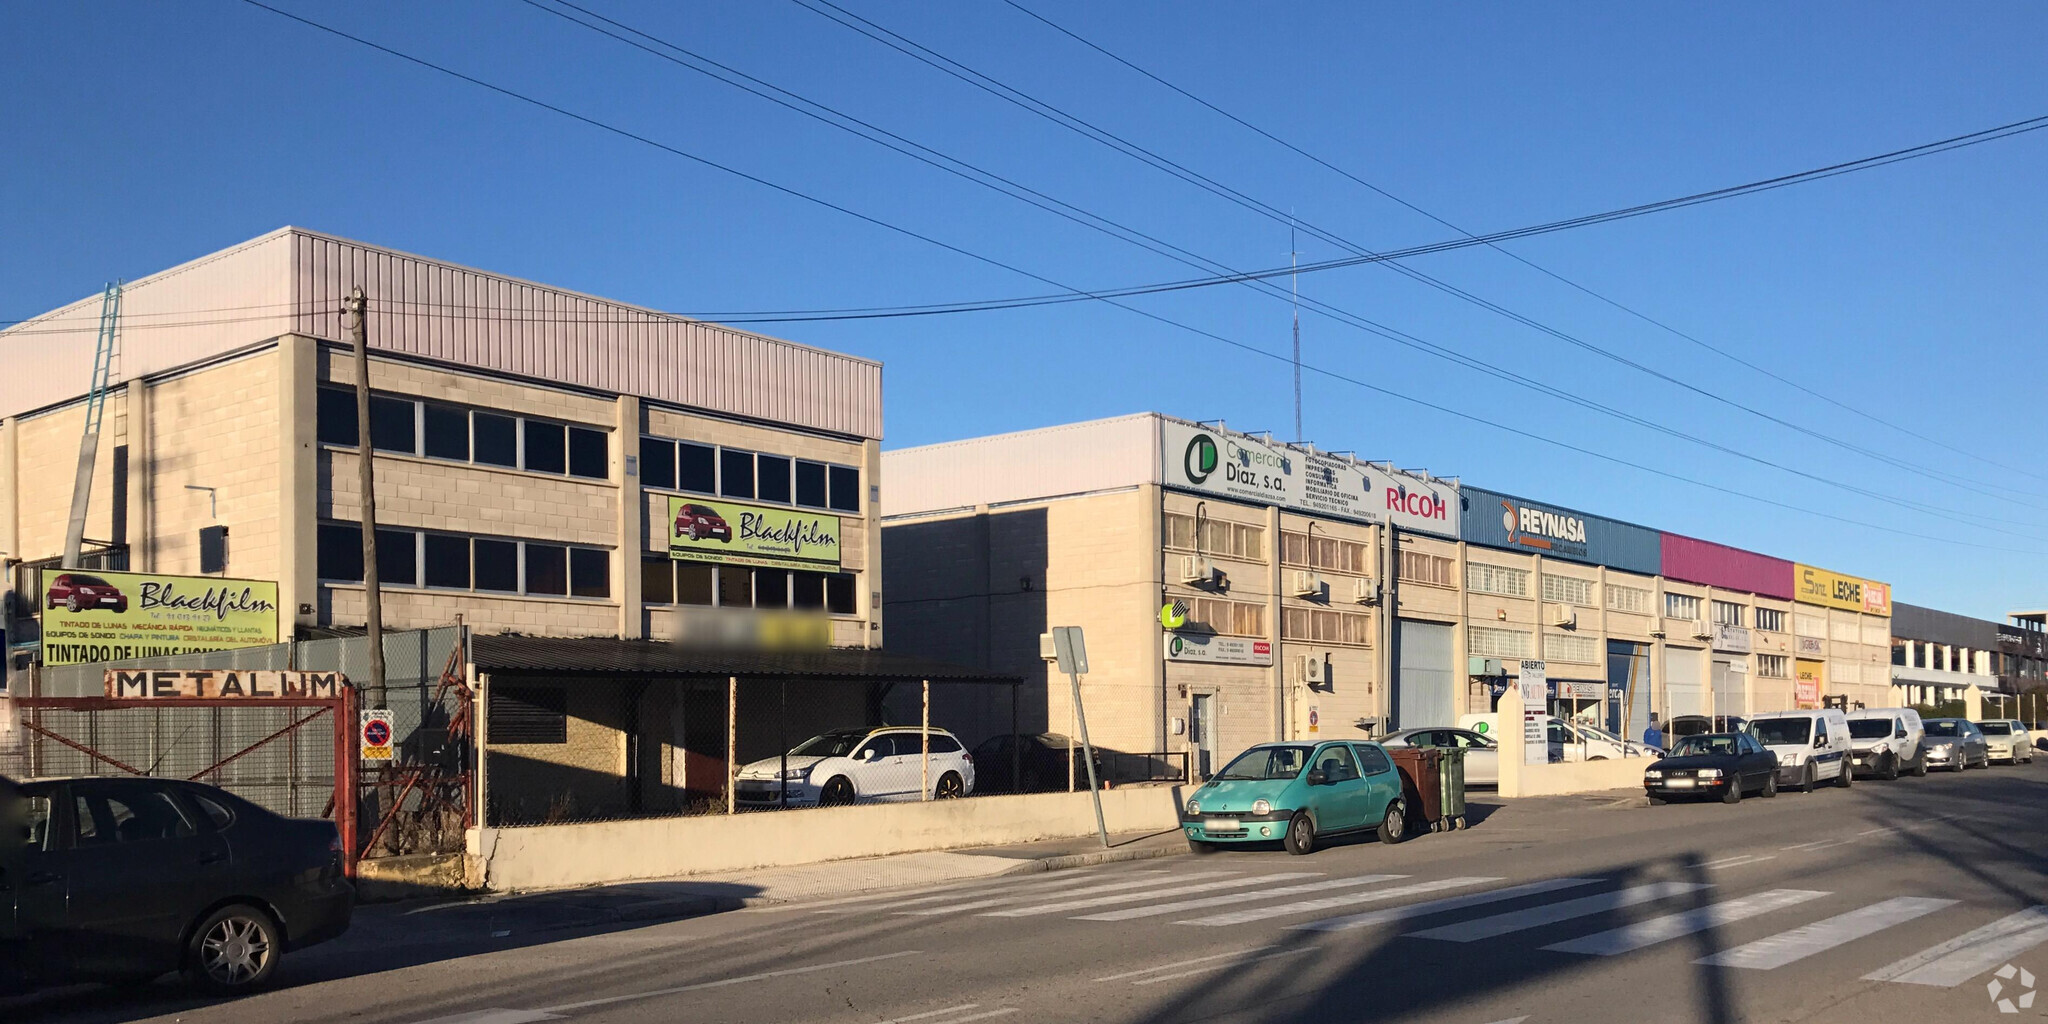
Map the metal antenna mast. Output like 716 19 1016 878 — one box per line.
1290 216 1302 442
62 282 122 568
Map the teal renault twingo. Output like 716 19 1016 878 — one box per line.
1182 740 1407 855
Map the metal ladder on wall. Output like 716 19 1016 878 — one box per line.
61 282 122 569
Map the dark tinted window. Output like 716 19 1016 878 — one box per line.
640 437 676 489
792 571 826 609
828 465 861 513
473 413 518 467
317 522 363 582
716 565 751 607
642 557 674 604
377 528 418 586
757 455 791 503
826 573 856 615
720 449 754 498
570 548 610 599
525 544 568 595
474 539 519 592
927 734 962 754
424 534 470 589
317 387 358 446
423 404 469 461
569 427 608 479
795 461 828 508
370 395 416 454
75 786 196 845
678 443 716 493
524 421 567 474
753 568 788 608
491 687 567 744
677 563 714 605
191 793 235 830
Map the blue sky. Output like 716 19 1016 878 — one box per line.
5 2 2046 618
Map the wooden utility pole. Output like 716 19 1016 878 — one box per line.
343 288 387 710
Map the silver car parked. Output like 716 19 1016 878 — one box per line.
1920 718 1991 771
1378 727 1499 786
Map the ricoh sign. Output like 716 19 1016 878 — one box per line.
1159 419 1459 537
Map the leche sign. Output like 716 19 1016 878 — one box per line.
105 669 345 700
360 709 395 762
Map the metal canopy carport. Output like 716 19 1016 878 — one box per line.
467 636 1023 819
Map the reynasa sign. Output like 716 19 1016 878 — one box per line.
105 669 345 700
1458 487 1661 574
1159 419 1459 537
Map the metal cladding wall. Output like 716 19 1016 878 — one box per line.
883 414 1159 517
1660 533 1793 599
1459 486 1661 574
1891 602 2000 649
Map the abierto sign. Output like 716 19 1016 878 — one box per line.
667 496 842 572
1158 419 1459 537
104 669 345 700
1793 565 1891 616
43 571 279 667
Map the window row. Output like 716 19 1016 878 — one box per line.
317 522 610 598
1794 613 1827 638
1663 593 1701 621
1283 607 1372 646
1543 631 1599 665
1755 607 1786 633
1606 585 1652 615
1467 562 1529 598
640 558 857 614
1399 550 1456 589
1757 654 1790 678
639 435 861 513
1163 513 1265 562
1280 531 1369 574
318 387 608 479
1468 626 1531 659
1186 596 1266 638
1540 574 1593 607
1712 600 1745 627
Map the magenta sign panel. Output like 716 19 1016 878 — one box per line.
1660 533 1793 599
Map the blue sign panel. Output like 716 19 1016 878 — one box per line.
1459 487 1662 575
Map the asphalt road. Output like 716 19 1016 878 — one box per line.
16 758 2048 1024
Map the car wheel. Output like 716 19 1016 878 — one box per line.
1283 812 1317 855
1837 760 1853 788
1883 753 1900 781
1761 772 1777 798
1647 795 1667 806
1376 801 1407 845
934 772 964 799
1721 778 1744 804
819 776 856 806
66 595 80 613
182 904 280 995
1912 757 1928 778
1799 763 1815 792
1188 836 1220 855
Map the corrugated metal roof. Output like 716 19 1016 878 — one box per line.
469 635 1020 683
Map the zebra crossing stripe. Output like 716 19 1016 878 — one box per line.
894 872 1245 915
1179 877 1503 927
1292 877 1604 933
824 870 1167 913
1542 889 1828 956
1409 881 1712 942
1075 875 1408 922
1695 897 1957 970
981 873 1323 917
1863 906 2048 987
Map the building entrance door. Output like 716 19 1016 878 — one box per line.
1394 620 1455 731
1189 694 1216 779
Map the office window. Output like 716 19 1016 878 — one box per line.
1794 613 1826 638
474 413 518 468
568 427 607 479
491 687 567 745
825 573 856 615
1862 621 1889 646
316 387 358 446
828 465 861 513
1890 640 1907 666
753 568 790 608
641 438 677 490
756 454 792 504
1830 618 1859 643
641 557 674 605
316 523 363 582
1467 563 1529 598
796 460 828 508
474 539 519 592
1757 654 1790 678
1281 532 1368 574
1282 607 1372 646
678 443 716 493
1542 574 1593 607
423 533 470 589
1756 607 1786 633
422 404 470 461
1664 593 1702 621
1399 550 1455 588
1712 600 1745 627
1606 585 1652 614
1545 632 1599 664
525 544 568 596
1468 626 1532 659
792 571 826 609
716 565 752 607
373 529 417 587
524 421 567 475
677 563 715 605
369 395 416 454
1190 597 1266 637
570 547 610 599
718 449 755 499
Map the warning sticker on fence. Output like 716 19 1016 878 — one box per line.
360 709 395 762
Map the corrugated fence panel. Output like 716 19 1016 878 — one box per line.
1660 533 1794 599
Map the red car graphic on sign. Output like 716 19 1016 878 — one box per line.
674 503 734 543
46 573 129 614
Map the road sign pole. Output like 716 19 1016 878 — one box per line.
1052 625 1108 848
1067 667 1108 848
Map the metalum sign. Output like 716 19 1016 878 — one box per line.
104 669 346 700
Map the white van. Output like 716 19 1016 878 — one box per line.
1749 709 1854 791
1455 713 1653 761
1846 708 1927 780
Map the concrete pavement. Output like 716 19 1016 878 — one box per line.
13 762 2048 1024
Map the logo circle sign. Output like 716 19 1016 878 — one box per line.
1184 434 1219 483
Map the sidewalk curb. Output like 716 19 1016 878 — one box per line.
996 842 1186 875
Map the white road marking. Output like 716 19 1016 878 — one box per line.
404 1012 563 1024
946 1011 1022 1024
894 872 1242 915
982 872 1323 918
1863 906 2048 987
1479 1018 1530 1024
1075 875 1407 922
1542 888 1828 956
1858 827 1899 836
1781 838 1846 851
1180 877 1503 927
1094 947 1276 982
871 1006 983 1023
1131 948 1312 986
1292 878 1603 933
538 951 922 1012
1408 881 1712 942
1702 854 1775 869
809 870 1168 913
1697 897 1958 970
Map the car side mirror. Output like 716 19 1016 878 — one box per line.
857 748 877 762
1305 769 1327 786
1812 736 1826 748
1896 730 1908 739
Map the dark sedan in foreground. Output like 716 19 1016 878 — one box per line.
1643 732 1780 804
2 774 353 995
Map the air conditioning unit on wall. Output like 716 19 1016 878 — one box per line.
1178 555 1213 585
1292 571 1323 598
1692 620 1715 641
1302 655 1326 685
1352 575 1380 605
1552 609 1577 630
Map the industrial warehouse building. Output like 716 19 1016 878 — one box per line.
882 414 1895 777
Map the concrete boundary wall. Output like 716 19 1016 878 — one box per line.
471 786 1185 891
1495 679 1652 797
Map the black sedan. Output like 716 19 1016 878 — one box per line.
968 733 1102 794
2 774 353 995
1643 732 1780 804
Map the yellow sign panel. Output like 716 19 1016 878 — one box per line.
42 570 280 666
1794 659 1824 709
1793 564 1892 616
667 496 842 571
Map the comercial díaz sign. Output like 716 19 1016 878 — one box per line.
1793 565 1891 616
1158 419 1459 537
667 496 842 572
42 570 279 666
1164 633 1273 665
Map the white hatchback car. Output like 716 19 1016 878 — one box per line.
735 727 976 807
1977 720 2036 764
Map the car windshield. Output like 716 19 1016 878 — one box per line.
1215 745 1313 781
1752 718 1812 745
70 575 109 586
1672 735 1740 757
789 731 868 757
1925 720 1962 736
1979 722 2012 735
1847 719 1893 739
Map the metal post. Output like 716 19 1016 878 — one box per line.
920 679 931 801
778 679 788 809
343 288 387 711
1068 668 1108 847
1010 681 1021 795
726 675 737 816
1067 704 1076 793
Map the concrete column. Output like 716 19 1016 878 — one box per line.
862 437 882 649
1143 483 1166 752
0 416 17 565
276 336 319 639
1966 685 1985 721
1454 540 1471 717
1497 678 1526 798
1376 523 1393 734
123 382 151 570
616 396 642 640
1266 503 1284 741
1650 576 1669 724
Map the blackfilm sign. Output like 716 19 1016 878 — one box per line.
1159 419 1459 537
1459 487 1661 574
